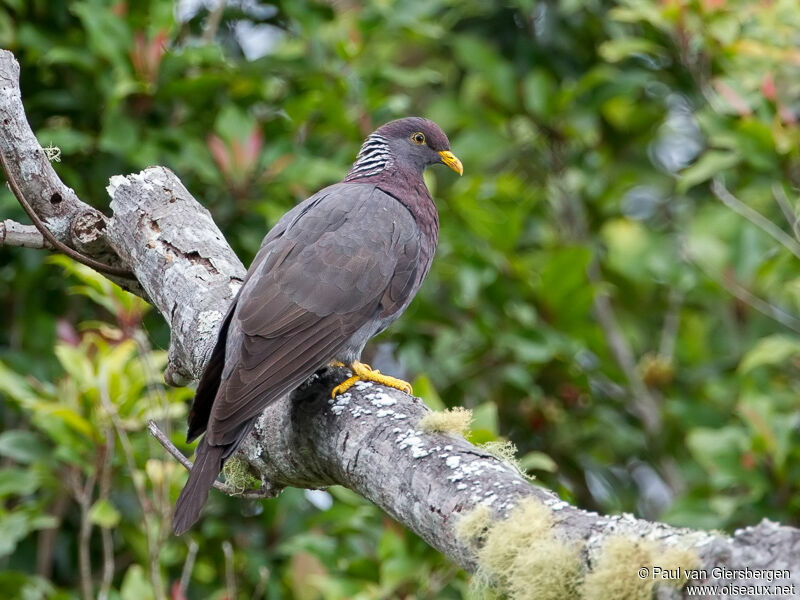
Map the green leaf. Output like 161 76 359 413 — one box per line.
120 565 155 600
0 571 55 600
739 335 800 373
40 404 94 438
0 362 39 406
523 70 555 117
412 375 445 411
0 431 49 464
686 426 746 488
598 37 663 62
54 344 95 389
0 513 30 557
519 451 558 473
89 499 121 528
0 468 41 497
678 151 740 193
468 403 498 444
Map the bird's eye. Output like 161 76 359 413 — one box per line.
411 132 425 145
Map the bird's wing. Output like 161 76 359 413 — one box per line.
203 184 420 446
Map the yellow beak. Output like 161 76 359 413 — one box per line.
438 150 463 176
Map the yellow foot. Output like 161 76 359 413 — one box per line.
329 360 345 367
331 361 413 397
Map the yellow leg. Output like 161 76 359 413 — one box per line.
331 360 413 397
329 360 345 367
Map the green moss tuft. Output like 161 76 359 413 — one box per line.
457 498 582 600
581 536 657 600
479 440 532 480
581 535 701 599
456 503 492 545
506 538 583 600
222 457 260 494
659 546 702 588
457 501 701 600
418 406 473 436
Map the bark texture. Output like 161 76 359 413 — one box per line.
1 48 798 598
106 168 246 385
0 50 142 294
1 219 50 248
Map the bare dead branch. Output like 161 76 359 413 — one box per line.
0 219 50 249
146 420 278 500
0 149 132 276
0 50 141 290
106 168 246 386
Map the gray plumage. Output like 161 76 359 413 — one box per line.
173 117 459 534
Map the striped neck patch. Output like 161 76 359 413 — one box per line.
345 133 392 181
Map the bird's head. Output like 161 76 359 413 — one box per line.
346 117 462 182
377 117 463 176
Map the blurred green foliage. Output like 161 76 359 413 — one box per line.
1 0 800 597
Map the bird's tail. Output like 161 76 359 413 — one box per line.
172 438 225 535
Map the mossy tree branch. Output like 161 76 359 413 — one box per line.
2 48 798 598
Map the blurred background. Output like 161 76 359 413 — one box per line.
1 0 799 598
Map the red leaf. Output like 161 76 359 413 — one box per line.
208 134 232 176
56 319 80 347
761 73 777 101
170 581 187 600
244 127 264 170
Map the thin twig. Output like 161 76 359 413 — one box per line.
772 184 800 242
549 171 662 434
0 150 133 276
202 0 227 43
251 566 270 600
589 261 662 434
77 501 94 600
680 241 800 334
35 492 70 578
98 429 116 600
658 288 683 360
99 383 167 600
72 452 101 600
222 540 236 600
178 539 199 596
147 420 278 499
133 332 174 555
712 178 800 261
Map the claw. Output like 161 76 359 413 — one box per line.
331 375 360 398
330 360 413 398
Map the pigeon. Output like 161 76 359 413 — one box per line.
173 117 462 534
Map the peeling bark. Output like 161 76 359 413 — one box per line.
1 48 798 598
106 168 245 385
